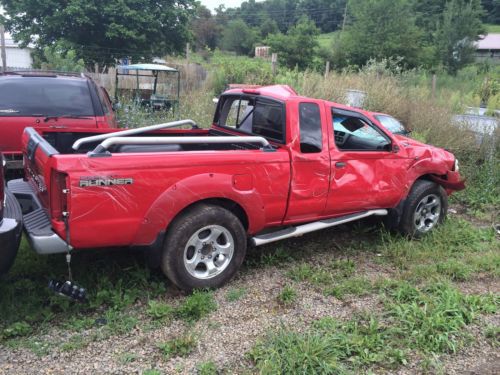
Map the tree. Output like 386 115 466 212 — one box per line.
336 0 424 68
481 0 500 24
220 19 258 55
34 41 86 72
265 17 320 69
191 5 221 50
435 0 485 74
0 0 195 66
297 0 347 33
259 17 279 38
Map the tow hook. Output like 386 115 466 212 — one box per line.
48 279 87 303
48 210 88 302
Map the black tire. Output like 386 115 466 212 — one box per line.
0 189 22 275
398 180 448 238
161 204 247 291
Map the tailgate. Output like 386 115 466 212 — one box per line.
7 127 69 254
22 127 60 210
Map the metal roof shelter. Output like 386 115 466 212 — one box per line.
115 63 180 114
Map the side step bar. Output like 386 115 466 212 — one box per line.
251 209 388 246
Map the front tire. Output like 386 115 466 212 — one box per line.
161 204 247 291
399 180 448 238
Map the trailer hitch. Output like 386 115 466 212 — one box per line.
48 211 87 302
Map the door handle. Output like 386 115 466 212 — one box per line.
335 162 346 168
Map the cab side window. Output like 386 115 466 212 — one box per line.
299 103 322 153
332 110 391 151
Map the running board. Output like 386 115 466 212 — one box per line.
250 209 388 246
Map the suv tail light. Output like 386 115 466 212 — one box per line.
50 170 68 221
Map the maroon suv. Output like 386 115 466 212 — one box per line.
0 71 118 173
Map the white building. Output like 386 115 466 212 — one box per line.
475 33 500 64
1 32 33 69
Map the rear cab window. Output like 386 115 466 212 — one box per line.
0 77 95 117
215 95 286 143
299 102 322 153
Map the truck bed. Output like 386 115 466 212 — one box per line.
40 128 261 155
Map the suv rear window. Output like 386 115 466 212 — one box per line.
0 77 95 117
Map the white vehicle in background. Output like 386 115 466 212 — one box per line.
373 113 411 136
452 114 499 147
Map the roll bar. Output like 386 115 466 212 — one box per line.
72 119 199 150
89 136 274 156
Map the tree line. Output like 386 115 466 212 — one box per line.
195 0 496 73
0 0 498 73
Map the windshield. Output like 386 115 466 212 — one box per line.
375 115 406 135
0 77 95 117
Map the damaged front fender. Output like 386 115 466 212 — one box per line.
429 170 466 193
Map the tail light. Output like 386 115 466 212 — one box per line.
50 170 68 221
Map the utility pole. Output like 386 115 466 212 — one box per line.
0 24 7 73
341 2 348 32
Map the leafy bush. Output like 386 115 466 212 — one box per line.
2 321 31 339
209 51 274 94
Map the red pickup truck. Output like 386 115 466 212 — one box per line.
8 85 464 290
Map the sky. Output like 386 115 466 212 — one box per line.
200 0 255 11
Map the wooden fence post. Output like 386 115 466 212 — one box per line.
271 53 278 76
431 73 436 99
324 61 330 79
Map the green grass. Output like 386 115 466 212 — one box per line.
287 259 374 299
142 370 161 375
378 218 499 282
146 300 175 320
197 361 218 375
60 334 87 352
317 32 337 49
485 24 500 33
277 285 297 306
250 283 498 373
174 290 217 323
485 325 500 347
118 352 138 364
324 277 373 299
226 287 247 302
158 335 197 359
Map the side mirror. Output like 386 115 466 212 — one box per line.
392 144 400 153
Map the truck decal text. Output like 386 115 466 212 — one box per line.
79 177 134 187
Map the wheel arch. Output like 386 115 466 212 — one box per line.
167 198 249 233
131 172 265 246
386 173 444 230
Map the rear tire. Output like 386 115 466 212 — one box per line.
398 180 448 238
0 189 22 275
161 204 247 291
